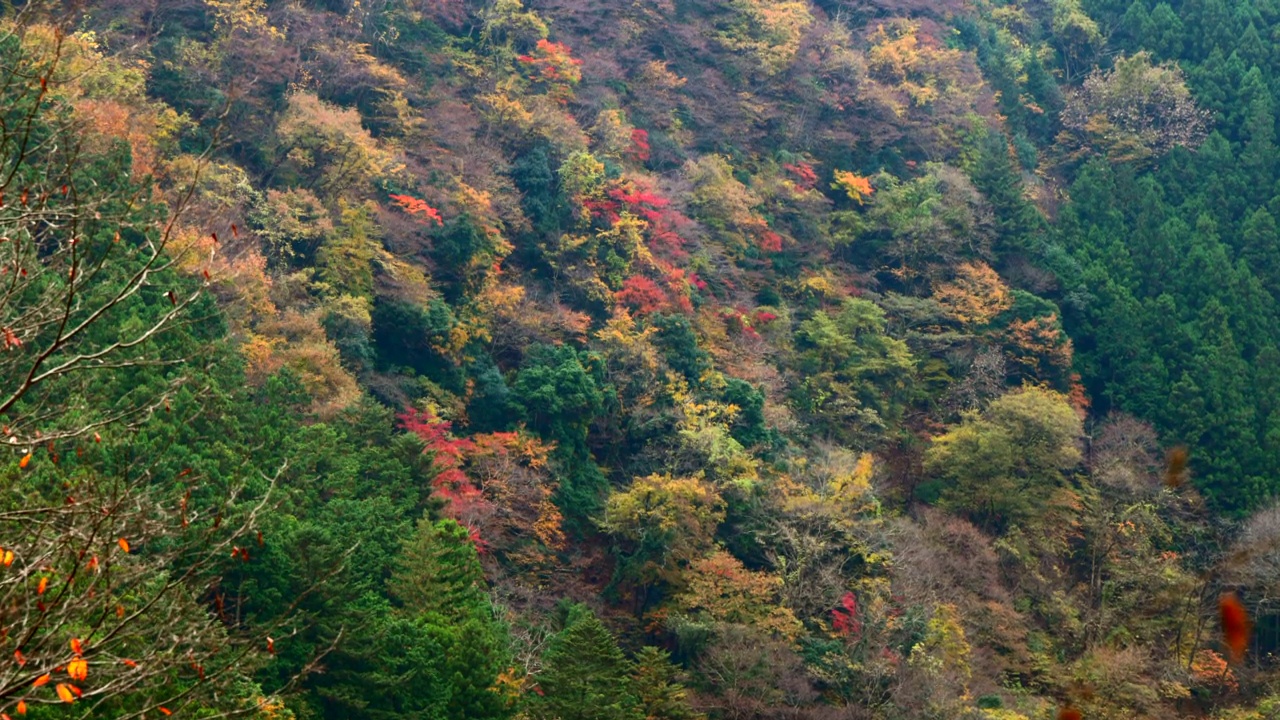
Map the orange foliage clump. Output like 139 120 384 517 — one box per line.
1191 648 1239 693
832 170 874 204
74 99 162 180
389 193 444 226
933 261 1011 326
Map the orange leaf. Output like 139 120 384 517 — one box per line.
36 577 47 595
67 659 87 681
116 605 125 618
16 700 26 715
159 707 172 716
13 650 24 666
69 638 83 655
18 453 30 469
117 538 130 553
31 674 49 688
54 683 74 703
121 659 138 668
2 550 12 567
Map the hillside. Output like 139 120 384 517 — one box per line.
1 0 1280 718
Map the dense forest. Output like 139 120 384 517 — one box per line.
8 0 1280 717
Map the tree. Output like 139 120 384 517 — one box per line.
0 10 310 717
512 344 609 524
793 298 916 446
866 164 994 286
0 459 287 718
1060 52 1210 165
274 91 399 202
1052 0 1102 80
602 474 725 610
674 550 801 640
0 22 207 445
924 386 1083 530
530 607 643 720
385 518 512 720
933 261 1012 327
631 647 702 720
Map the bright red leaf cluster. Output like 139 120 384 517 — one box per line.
783 161 818 192
628 129 651 163
831 592 862 638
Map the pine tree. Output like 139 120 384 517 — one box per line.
1147 2 1184 59
390 518 488 619
532 607 644 720
1242 208 1280 297
387 518 513 720
970 129 1045 256
632 647 702 720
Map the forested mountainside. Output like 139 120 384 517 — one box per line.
9 0 1280 718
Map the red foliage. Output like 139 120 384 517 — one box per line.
389 193 444 226
753 310 778 325
585 179 691 261
616 273 691 316
616 275 668 316
517 39 583 102
662 268 694 314
400 409 565 559
628 128 651 163
719 308 760 338
758 230 784 253
831 592 862 638
399 408 486 540
608 186 670 221
783 161 818 192
399 408 473 463
1220 592 1251 663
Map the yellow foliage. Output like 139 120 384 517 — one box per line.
796 270 848 302
478 82 537 133
981 709 1031 720
244 311 361 418
831 452 878 512
718 0 814 75
205 0 284 39
865 19 975 119
277 91 401 199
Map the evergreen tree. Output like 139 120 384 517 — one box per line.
388 518 513 720
531 607 644 720
1146 2 1184 59
632 647 702 720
